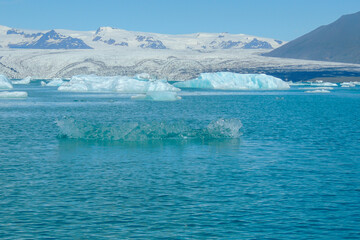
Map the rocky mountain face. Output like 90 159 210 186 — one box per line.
264 11 360 64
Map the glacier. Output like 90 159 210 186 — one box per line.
0 91 28 98
173 72 290 90
131 91 181 101
0 75 13 89
58 75 179 93
11 76 32 85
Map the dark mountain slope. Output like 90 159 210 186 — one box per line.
264 11 360 64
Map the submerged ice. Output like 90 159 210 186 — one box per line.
131 91 181 101
58 75 179 93
173 72 290 90
56 117 242 141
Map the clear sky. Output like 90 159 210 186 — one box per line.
0 0 359 41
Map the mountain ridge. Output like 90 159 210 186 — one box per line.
264 11 360 64
0 25 284 51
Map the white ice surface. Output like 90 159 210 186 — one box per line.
46 78 64 87
173 72 290 90
0 91 28 98
58 75 180 93
305 89 331 93
12 76 31 85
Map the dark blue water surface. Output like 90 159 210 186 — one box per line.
0 83 359 239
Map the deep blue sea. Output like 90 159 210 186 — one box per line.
1 82 359 239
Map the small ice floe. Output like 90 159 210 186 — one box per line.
131 91 181 101
288 81 308 86
0 75 13 89
308 80 337 87
11 76 32 85
341 82 356 88
41 81 47 86
0 91 28 98
305 89 331 93
299 87 334 90
46 78 64 87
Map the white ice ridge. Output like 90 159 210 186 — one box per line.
11 76 31 85
305 89 331 93
173 72 290 90
58 75 180 93
131 91 181 101
0 74 13 89
0 91 28 98
341 82 360 87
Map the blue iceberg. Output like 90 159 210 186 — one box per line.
0 75 13 89
173 72 290 90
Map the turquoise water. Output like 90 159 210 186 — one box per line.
1 83 359 239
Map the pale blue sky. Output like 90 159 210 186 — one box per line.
0 0 359 40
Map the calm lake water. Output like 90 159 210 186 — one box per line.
0 82 359 239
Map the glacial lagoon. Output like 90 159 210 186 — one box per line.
0 79 359 239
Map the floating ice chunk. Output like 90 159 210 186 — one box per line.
12 76 31 85
58 75 179 93
299 87 334 90
308 80 337 87
131 91 181 101
46 78 64 87
0 75 13 89
173 72 290 90
56 117 242 141
41 81 47 86
206 118 242 138
0 91 28 98
305 89 331 93
288 81 308 86
341 82 356 88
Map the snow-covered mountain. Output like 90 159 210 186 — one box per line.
0 25 359 81
0 25 284 50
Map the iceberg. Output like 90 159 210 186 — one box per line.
308 80 338 87
46 78 64 87
341 82 357 88
0 91 28 98
56 117 242 141
58 75 179 93
131 91 181 101
299 87 334 90
305 89 330 93
0 75 13 89
173 72 290 90
12 76 32 85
